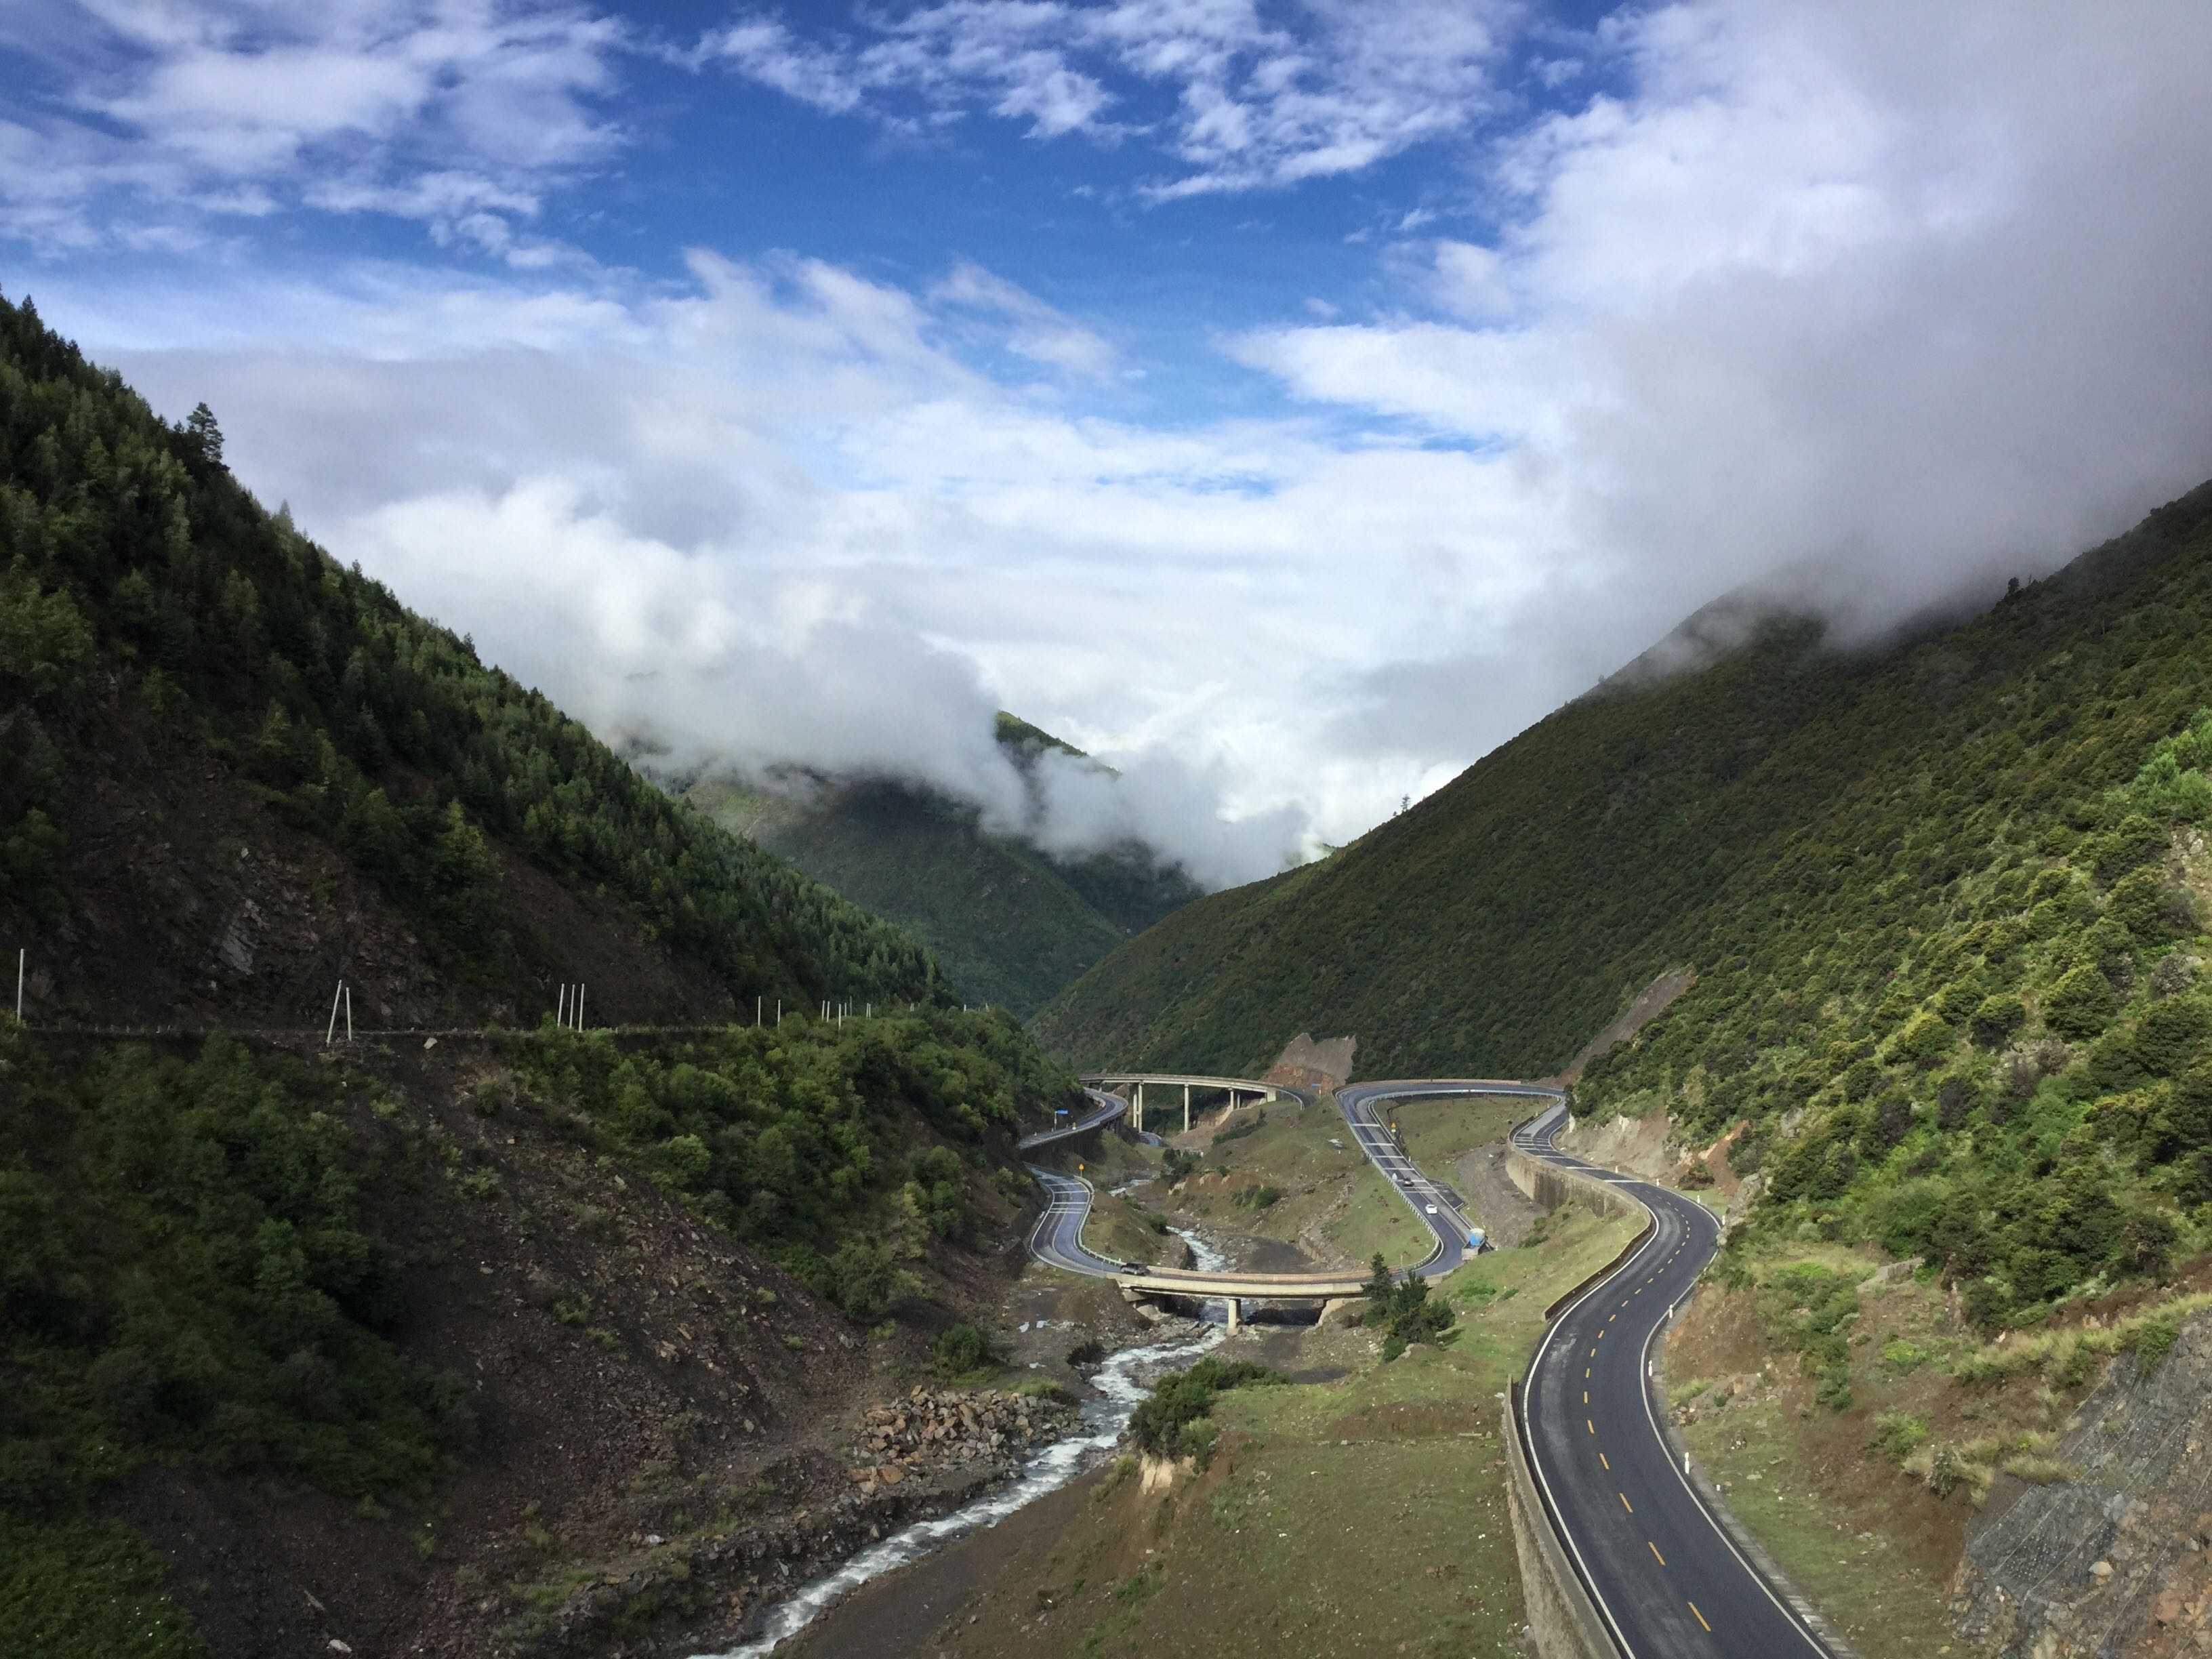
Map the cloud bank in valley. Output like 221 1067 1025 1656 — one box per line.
18 1 2212 891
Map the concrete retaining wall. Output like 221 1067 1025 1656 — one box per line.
1505 1137 1643 1223
1503 1388 1616 1659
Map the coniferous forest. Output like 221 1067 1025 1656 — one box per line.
0 289 943 1023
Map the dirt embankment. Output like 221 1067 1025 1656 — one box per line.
110 1040 1040 1659
1554 966 1696 1084
1451 1140 1545 1247
16 703 739 1033
1265 1031 1355 1090
1561 1108 1744 1196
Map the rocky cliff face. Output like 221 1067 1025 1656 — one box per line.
1951 1312 2212 1657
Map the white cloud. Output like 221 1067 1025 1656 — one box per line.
1236 0 2212 740
0 1 625 255
79 249 1491 877
1428 239 1513 319
930 258 1117 376
28 1 2212 901
699 0 1517 196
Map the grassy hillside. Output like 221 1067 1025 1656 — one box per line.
0 289 943 1027
1036 481 2212 1329
683 724 1200 1018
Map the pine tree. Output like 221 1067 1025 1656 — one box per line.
183 401 224 470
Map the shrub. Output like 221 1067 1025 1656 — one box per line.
1868 1410 1930 1463
1891 1010 1955 1067
2123 1312 2181 1370
1126 1359 1279 1466
1233 1184 1282 1210
1869 1179 1947 1257
931 1324 994 1374
1936 1072 1980 1127
1970 994 2027 1048
1359 1254 1456 1345
1879 1338 1929 1372
2108 867 2198 943
2044 964 2118 1040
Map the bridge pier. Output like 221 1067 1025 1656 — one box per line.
1183 1082 1190 1132
1226 1296 1241 1334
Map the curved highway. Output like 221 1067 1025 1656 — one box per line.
1023 1076 1836 1659
1337 1079 1565 1277
1021 1089 1139 1275
1513 1101 1835 1658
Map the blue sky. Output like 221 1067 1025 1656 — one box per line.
7 3 2212 884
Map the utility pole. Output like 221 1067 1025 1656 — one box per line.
14 947 22 1021
776 999 782 1027
327 980 344 1046
756 996 762 1027
575 985 584 1030
557 983 567 1026
344 983 353 1043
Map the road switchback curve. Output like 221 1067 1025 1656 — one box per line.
1020 1076 1839 1659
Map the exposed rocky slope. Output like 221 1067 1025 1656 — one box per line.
1952 1311 2212 1658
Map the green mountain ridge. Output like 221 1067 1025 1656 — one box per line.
678 721 1201 1018
0 290 945 1029
1036 480 2212 1328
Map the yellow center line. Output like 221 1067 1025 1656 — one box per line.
1688 1601 1711 1632
1584 1390 1589 1404
1649 1540 1666 1566
1586 1419 1595 1435
1599 1452 1610 1470
1585 1367 1591 1378
1619 1492 1633 1514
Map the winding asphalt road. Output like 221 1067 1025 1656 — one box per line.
1023 1078 1837 1659
1336 1079 1566 1277
1513 1099 1834 1658
1020 1089 1138 1275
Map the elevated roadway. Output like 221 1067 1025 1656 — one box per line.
1080 1071 1315 1133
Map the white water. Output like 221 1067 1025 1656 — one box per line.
697 1322 1226 1658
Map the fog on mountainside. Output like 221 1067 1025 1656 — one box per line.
588 641 1315 895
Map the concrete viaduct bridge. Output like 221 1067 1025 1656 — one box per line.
1041 1075 1563 1331
1078 1071 1313 1134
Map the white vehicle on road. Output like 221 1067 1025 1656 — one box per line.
1424 1203 1439 1214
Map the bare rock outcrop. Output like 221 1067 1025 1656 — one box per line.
845 1387 1079 1496
1950 1311 2212 1657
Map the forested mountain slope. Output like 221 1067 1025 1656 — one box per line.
0 291 943 1028
0 293 1094 1658
683 714 1200 1017
1038 483 2212 1324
